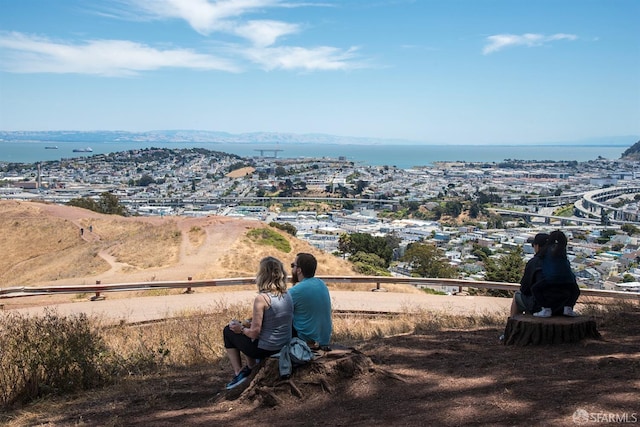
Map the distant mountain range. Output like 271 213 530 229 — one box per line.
0 130 637 146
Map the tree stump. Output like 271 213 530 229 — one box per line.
223 345 405 406
502 314 601 346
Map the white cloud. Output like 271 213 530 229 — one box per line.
483 33 578 55
0 1 368 76
0 32 239 76
241 45 364 71
126 0 288 37
233 20 300 47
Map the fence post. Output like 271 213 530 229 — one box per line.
184 276 194 294
90 280 105 301
371 281 386 292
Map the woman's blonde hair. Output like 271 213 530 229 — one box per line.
256 256 287 295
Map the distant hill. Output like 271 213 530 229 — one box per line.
0 130 637 146
621 140 640 160
0 200 355 287
0 130 413 145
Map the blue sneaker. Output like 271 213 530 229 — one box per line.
226 366 251 390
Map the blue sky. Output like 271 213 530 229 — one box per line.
0 0 638 145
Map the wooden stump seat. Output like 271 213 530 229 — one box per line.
223 344 405 406
502 314 601 346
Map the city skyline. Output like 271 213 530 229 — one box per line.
1 0 639 145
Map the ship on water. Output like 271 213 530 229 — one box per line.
72 147 93 153
44 146 58 149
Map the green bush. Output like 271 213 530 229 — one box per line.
247 228 291 252
269 221 297 236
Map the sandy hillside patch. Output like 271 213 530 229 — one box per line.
1 200 356 289
226 167 255 178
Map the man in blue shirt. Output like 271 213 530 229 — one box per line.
289 253 332 348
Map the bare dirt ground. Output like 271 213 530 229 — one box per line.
2 201 639 426
5 307 639 427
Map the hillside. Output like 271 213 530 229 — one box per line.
0 200 356 288
621 139 640 160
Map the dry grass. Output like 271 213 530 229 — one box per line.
107 220 182 269
0 200 356 287
0 213 108 284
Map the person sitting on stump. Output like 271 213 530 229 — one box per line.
531 230 580 318
223 256 293 390
289 253 332 350
511 231 580 318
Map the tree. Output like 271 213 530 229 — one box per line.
96 192 128 216
269 222 297 236
68 196 98 212
349 251 390 276
338 232 394 267
471 244 491 261
401 242 456 278
138 174 155 187
444 201 463 217
68 192 128 216
484 246 524 284
469 202 481 218
621 223 639 236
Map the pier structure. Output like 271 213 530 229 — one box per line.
254 149 283 158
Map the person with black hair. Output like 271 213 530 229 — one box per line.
511 233 549 316
531 230 580 318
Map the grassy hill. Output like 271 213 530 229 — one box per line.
0 200 356 288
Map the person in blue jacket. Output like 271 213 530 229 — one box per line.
288 253 332 349
530 230 580 318
510 231 580 317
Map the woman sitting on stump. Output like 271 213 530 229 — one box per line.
511 230 580 318
223 256 293 390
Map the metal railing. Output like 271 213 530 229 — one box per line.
1 276 638 301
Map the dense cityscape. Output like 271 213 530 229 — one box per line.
1 146 640 294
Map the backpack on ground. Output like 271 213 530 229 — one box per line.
276 337 314 379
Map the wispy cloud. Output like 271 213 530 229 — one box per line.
241 45 364 71
124 0 296 42
0 1 367 76
483 33 578 55
233 20 300 47
0 32 239 76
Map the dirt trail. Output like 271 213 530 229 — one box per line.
72 216 252 284
0 200 355 309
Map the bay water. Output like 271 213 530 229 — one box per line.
0 141 627 169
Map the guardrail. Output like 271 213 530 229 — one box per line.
1 276 638 301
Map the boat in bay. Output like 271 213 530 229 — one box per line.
72 147 93 153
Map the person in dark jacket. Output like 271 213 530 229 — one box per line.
510 233 549 316
510 231 580 317
530 230 580 317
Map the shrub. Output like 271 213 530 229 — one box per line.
269 221 297 236
246 228 291 252
0 309 109 408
